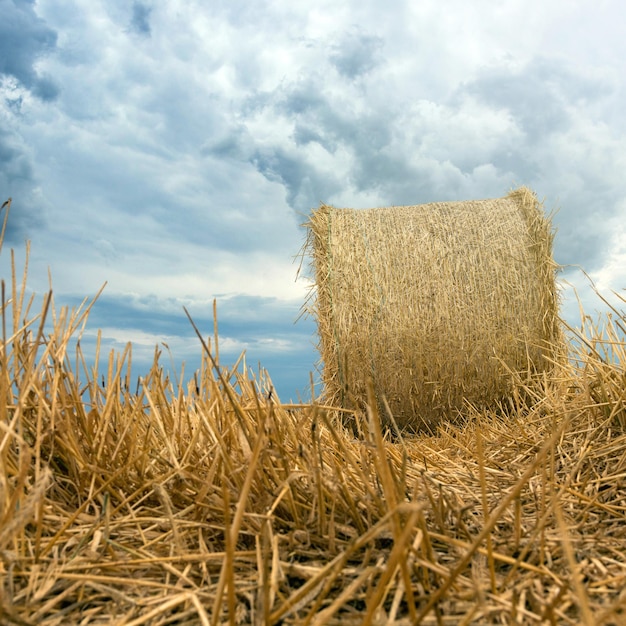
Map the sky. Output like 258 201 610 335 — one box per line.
1 0 625 401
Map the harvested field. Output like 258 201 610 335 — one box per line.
1 197 626 625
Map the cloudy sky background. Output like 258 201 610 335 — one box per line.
1 0 624 400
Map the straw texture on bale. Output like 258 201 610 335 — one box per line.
305 187 560 431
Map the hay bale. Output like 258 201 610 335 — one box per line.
305 187 561 432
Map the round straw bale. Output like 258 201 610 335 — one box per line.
304 187 561 432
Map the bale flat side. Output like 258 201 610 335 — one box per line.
306 187 560 431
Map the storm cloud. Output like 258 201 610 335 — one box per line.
0 0 58 99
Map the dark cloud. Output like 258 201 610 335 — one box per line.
459 58 609 141
243 79 417 209
250 146 342 213
130 2 152 36
249 79 456 208
67 292 317 401
72 292 310 345
0 129 46 241
276 83 327 116
542 185 618 270
205 88 349 213
0 0 59 100
293 124 335 151
203 125 253 160
276 83 350 147
329 30 384 79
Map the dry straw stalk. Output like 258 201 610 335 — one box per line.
304 187 562 431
